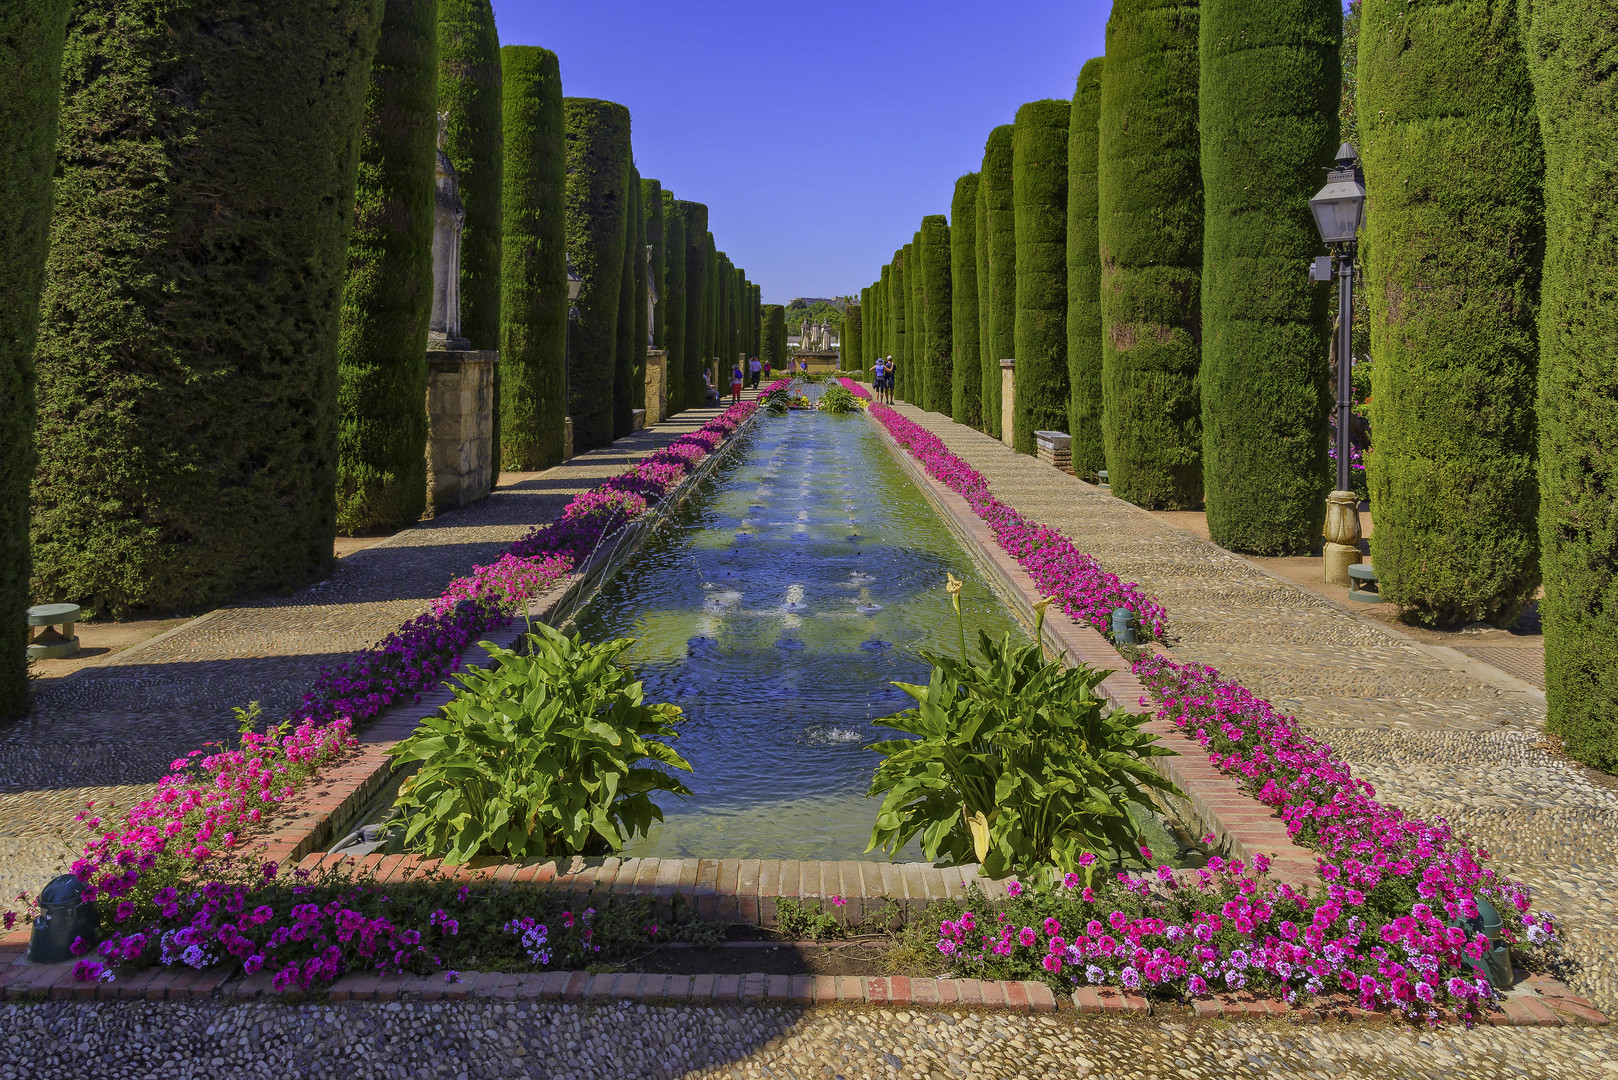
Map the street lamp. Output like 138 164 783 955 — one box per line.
1308 142 1367 585
565 255 582 458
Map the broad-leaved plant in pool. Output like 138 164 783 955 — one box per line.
865 590 1179 882
815 382 860 414
389 624 693 863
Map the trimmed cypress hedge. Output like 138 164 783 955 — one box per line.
1012 99 1071 454
613 166 641 438
860 287 873 371
1360 0 1542 623
1 0 69 715
497 46 567 470
632 175 649 410
642 178 664 348
436 0 501 354
906 237 922 402
336 0 438 534
1067 58 1106 478
920 216 954 414
889 252 907 396
1098 0 1204 510
661 192 686 412
761 304 786 372
1525 0 1618 769
679 203 709 406
1199 0 1337 554
951 174 983 429
562 97 630 454
878 265 893 369
975 177 995 435
31 0 384 617
983 125 1016 438
843 303 863 372
703 237 718 389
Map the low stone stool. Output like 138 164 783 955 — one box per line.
27 603 81 659
1347 563 1382 603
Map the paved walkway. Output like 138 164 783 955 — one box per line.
0 400 742 908
886 404 1618 1016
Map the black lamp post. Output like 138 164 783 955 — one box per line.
565 254 582 444
1308 142 1368 493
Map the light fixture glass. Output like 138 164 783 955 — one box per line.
1309 143 1366 245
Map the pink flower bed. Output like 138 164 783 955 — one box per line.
849 380 1558 1023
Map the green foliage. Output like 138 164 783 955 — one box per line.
498 46 567 470
679 202 710 408
975 176 996 436
1198 0 1337 554
614 166 642 438
563 98 631 454
437 0 502 354
1067 59 1106 479
661 192 687 412
774 897 848 940
1360 0 1542 624
1013 99 1071 455
982 125 1016 438
951 174 984 430
642 178 665 348
762 387 791 415
841 302 863 371
866 604 1177 880
389 624 693 864
888 250 908 395
817 381 858 414
919 216 954 414
860 287 873 370
0 0 68 715
336 0 438 534
632 175 650 412
906 236 922 402
32 0 383 617
760 304 786 372
1098 0 1204 510
1522 0 1618 768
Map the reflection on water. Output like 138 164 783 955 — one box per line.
570 408 1030 860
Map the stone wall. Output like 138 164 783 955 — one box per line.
426 349 498 509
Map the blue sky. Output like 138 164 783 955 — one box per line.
492 0 1111 304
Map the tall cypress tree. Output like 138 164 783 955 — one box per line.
613 166 641 438
679 204 709 406
1067 58 1106 479
336 0 438 534
703 237 719 389
642 178 665 348
436 0 501 354
562 97 630 453
905 237 922 402
983 125 1017 437
843 303 863 372
879 265 894 371
1360 0 1543 623
632 176 649 410
920 216 954 414
859 287 872 370
1200 0 1337 553
1099 0 1204 509
497 46 566 470
888 252 907 396
1 0 69 715
32 0 384 616
950 174 983 429
761 304 786 372
975 176 996 435
661 192 687 413
1012 99 1071 453
1525 0 1618 769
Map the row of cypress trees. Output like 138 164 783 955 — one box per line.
1 0 758 718
856 1 1618 771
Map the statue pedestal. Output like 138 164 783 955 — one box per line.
426 349 498 511
1322 489 1363 586
563 417 574 462
999 359 1015 448
644 349 667 427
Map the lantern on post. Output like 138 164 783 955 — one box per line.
1308 143 1368 587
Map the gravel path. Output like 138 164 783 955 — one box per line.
885 404 1618 1018
0 404 734 909
2 1000 1614 1079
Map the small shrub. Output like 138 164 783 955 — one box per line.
389 624 692 863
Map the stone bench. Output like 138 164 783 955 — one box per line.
1347 562 1382 603
27 603 81 659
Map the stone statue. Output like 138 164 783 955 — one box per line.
646 245 658 345
429 112 469 349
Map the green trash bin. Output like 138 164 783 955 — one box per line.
1448 893 1514 989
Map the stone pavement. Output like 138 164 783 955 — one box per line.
0 400 740 910
886 404 1618 1017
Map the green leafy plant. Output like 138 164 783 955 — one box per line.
773 897 845 940
865 592 1178 881
762 387 790 415
388 624 693 863
816 381 859 414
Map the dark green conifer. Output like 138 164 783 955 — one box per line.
1067 58 1106 478
1012 99 1071 454
436 0 502 353
951 174 983 429
982 125 1016 437
920 216 953 414
661 192 686 412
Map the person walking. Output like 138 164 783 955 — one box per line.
749 354 762 390
883 356 896 403
730 362 744 405
871 357 885 400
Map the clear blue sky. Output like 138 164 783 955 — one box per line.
491 0 1111 305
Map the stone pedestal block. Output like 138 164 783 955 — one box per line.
563 417 574 462
426 349 498 511
999 359 1016 449
1322 489 1362 586
632 408 646 432
644 349 667 427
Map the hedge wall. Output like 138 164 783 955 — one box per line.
843 302 863 372
562 97 630 454
889 250 907 397
436 0 501 354
642 178 665 349
632 175 649 410
336 0 438 534
1067 58 1106 479
1 0 69 714
950 174 983 429
680 206 709 404
31 0 384 617
920 216 953 414
982 124 1016 438
661 192 686 412
1098 0 1205 510
1199 0 1337 554
1012 99 1071 454
761 304 786 372
975 176 995 435
905 237 922 402
703 238 718 387
614 166 641 438
1360 0 1542 623
1526 0 1618 769
878 265 893 368
497 46 566 470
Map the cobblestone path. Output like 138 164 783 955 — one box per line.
2 999 1614 1079
885 404 1618 1017
0 403 736 909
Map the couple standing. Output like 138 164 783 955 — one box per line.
871 355 897 404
